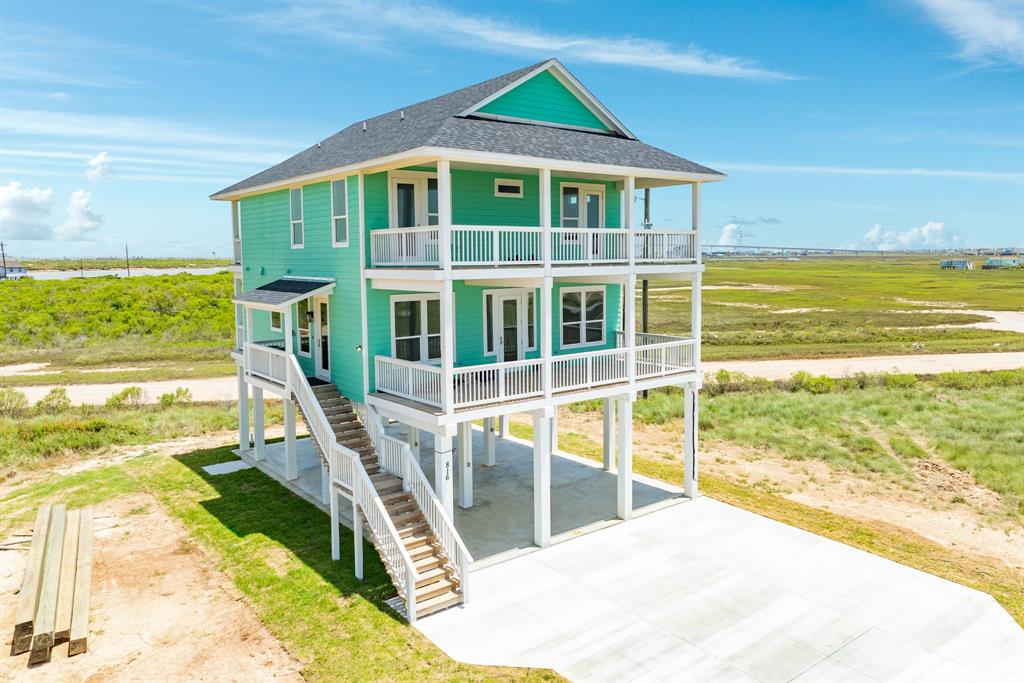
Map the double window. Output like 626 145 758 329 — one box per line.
290 188 304 248
331 179 348 246
392 295 441 362
560 286 605 348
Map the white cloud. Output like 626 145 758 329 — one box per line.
0 181 55 239
718 223 740 245
246 1 798 81
85 151 112 181
710 161 1023 183
56 190 104 240
915 0 1024 67
863 221 957 251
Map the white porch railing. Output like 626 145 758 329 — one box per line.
375 356 443 407
368 226 697 268
246 342 288 384
453 358 544 407
358 405 472 601
551 347 628 392
635 339 697 378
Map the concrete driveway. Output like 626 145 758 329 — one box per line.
416 498 1023 682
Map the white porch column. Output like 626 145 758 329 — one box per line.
330 489 340 560
284 398 298 480
692 272 702 368
244 306 254 374
236 366 249 450
434 428 455 519
353 499 364 579
550 409 559 453
540 167 552 265
692 182 701 257
252 386 266 461
616 396 633 520
440 278 455 414
321 463 330 504
408 426 421 464
625 273 637 384
684 384 699 498
602 397 616 471
457 422 473 509
533 409 552 547
438 159 452 270
483 417 496 466
284 308 294 355
498 415 509 437
541 275 553 398
624 176 636 264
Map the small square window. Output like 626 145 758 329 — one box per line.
494 178 523 198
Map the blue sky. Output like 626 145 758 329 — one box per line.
1 0 1021 258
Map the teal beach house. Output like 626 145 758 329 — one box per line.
212 59 723 621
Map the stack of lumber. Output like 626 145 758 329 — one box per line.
11 504 93 666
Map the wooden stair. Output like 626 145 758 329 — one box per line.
299 382 463 618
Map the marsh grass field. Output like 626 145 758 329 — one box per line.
1 255 1019 387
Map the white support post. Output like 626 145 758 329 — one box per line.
684 384 699 498
498 415 509 438
409 426 421 463
541 275 553 398
236 366 249 450
692 272 702 368
624 176 636 264
438 159 452 271
434 429 455 519
321 463 330 504
532 410 552 547
625 273 637 384
483 417 496 466
457 422 473 509
252 385 265 461
284 308 294 355
440 278 455 414
244 306 254 374
550 409 559 453
540 167 552 267
284 398 298 480
353 499 364 579
602 397 616 471
692 182 701 261
617 396 633 520
330 489 340 560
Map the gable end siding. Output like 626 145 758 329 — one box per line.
476 70 611 131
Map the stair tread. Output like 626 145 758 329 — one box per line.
416 590 462 616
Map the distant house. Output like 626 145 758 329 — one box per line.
940 259 973 271
0 260 28 279
982 257 1020 269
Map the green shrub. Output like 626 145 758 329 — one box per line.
0 388 29 417
158 387 193 407
883 373 919 389
789 371 837 394
105 386 144 408
35 387 71 413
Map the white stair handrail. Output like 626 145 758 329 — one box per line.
357 405 473 602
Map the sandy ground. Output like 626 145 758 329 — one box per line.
0 493 303 682
911 308 1023 334
9 351 1023 406
542 409 1024 572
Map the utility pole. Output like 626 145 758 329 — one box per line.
641 189 651 399
0 241 7 280
125 244 131 278
80 258 84 279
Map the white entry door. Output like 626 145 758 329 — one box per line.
561 184 605 260
313 296 331 381
391 172 439 261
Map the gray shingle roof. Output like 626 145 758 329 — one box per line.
213 60 722 197
233 278 334 307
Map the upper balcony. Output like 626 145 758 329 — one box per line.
369 225 697 271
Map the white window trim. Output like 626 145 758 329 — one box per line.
559 285 606 349
295 300 313 357
483 288 537 357
494 178 524 198
388 170 438 229
559 182 606 230
390 293 446 365
290 187 304 249
330 178 349 247
270 310 282 332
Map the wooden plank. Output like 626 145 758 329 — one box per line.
54 509 81 644
68 508 93 657
12 505 52 655
28 504 66 665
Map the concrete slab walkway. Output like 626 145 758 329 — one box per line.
416 497 1024 682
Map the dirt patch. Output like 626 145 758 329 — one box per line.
542 408 1024 571
0 493 304 681
772 307 834 314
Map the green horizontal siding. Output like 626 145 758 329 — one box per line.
477 69 610 131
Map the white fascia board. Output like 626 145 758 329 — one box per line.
367 276 442 293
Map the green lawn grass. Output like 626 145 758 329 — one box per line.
0 448 560 682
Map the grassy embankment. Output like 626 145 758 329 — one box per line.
0 273 236 385
18 257 232 270
0 448 560 682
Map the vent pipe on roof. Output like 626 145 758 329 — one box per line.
400 110 405 120
362 121 367 131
